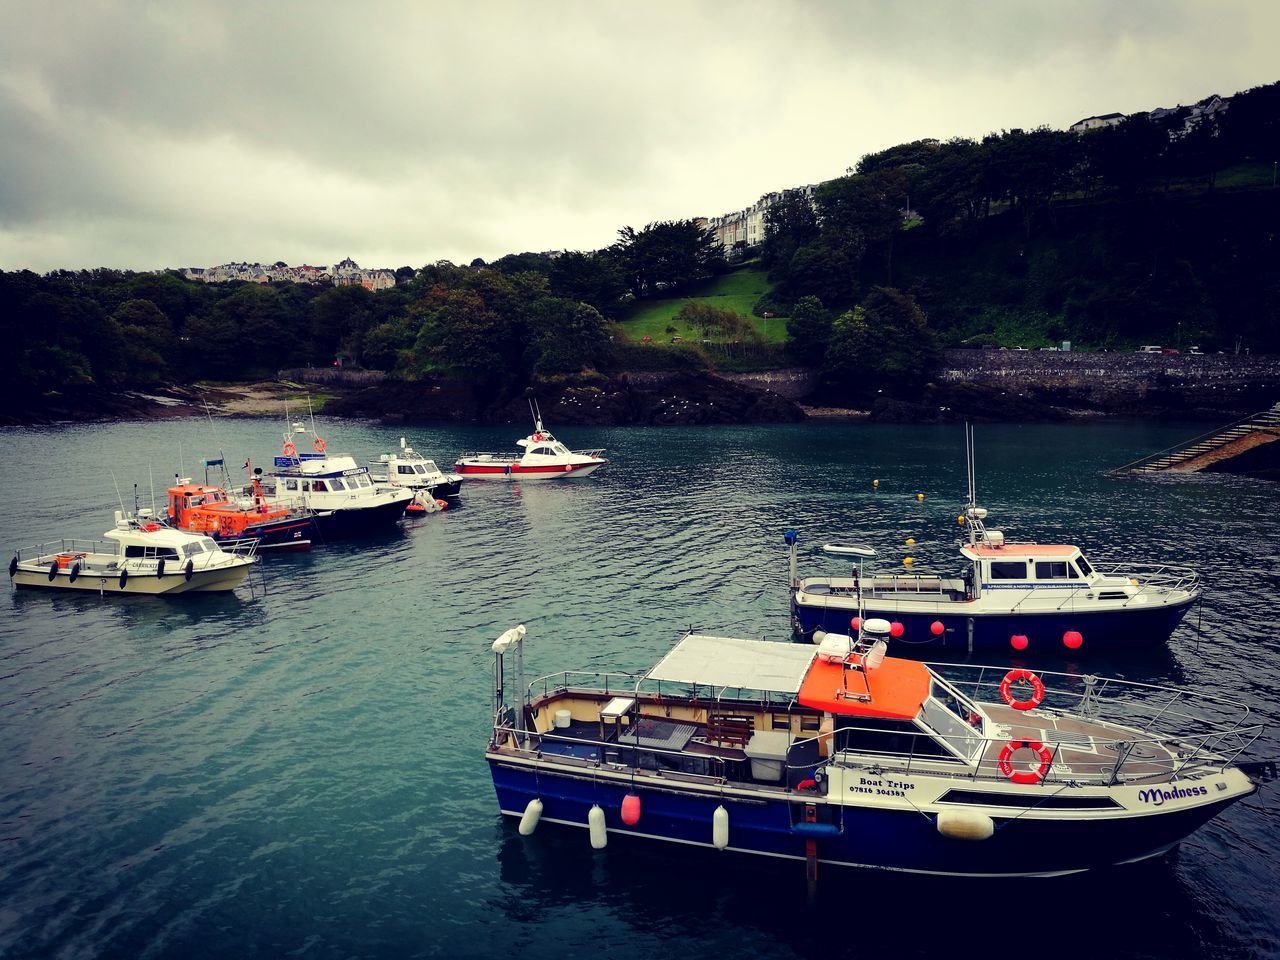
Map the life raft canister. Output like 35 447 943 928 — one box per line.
998 739 1054 784
999 668 1045 711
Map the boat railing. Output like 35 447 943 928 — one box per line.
1089 561 1201 595
529 670 643 701
218 538 262 558
490 715 735 786
12 538 112 562
455 451 511 461
800 573 956 599
780 710 1264 788
574 448 606 458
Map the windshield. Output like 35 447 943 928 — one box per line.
920 680 984 760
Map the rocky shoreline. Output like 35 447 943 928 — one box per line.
5 350 1279 428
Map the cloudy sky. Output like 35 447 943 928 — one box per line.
0 1 1275 272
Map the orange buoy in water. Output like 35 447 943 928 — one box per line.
621 793 641 826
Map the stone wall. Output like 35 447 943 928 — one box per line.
941 350 1280 414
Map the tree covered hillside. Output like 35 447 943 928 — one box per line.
3 80 1278 417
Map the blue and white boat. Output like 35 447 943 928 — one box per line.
485 623 1269 878
256 422 413 537
789 426 1201 654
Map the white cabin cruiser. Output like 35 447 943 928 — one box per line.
456 413 606 481
371 437 463 509
9 511 257 594
257 422 414 537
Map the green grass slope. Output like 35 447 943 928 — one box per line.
617 267 787 343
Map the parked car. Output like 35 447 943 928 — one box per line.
1138 345 1162 353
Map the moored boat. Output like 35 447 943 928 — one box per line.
9 512 257 595
789 426 1201 654
166 471 315 551
371 437 463 502
456 412 606 480
485 622 1271 878
256 423 414 537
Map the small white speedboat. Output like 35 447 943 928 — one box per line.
9 511 257 595
456 414 606 481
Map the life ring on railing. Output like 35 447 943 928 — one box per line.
999 668 1045 711
283 441 297 457
998 739 1053 785
314 437 326 453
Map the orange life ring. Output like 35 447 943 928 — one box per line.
998 739 1053 785
533 432 543 441
283 441 297 457
314 437 326 453
999 668 1045 711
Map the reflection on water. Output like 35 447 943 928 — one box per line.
0 417 1277 959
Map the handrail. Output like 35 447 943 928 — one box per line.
1109 403 1280 475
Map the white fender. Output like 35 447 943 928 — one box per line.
712 805 729 850
518 798 543 836
936 809 994 841
588 804 607 849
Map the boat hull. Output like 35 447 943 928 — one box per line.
489 758 1240 877
428 478 463 499
203 516 314 552
791 594 1198 654
310 497 411 538
456 461 604 480
11 562 251 594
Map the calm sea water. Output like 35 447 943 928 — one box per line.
1 418 1277 960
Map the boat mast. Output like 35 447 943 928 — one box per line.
965 422 980 546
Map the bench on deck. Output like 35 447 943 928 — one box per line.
706 712 754 748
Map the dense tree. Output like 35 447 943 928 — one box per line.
614 220 725 299
548 251 627 316
822 287 940 400
761 189 819 282
784 295 832 366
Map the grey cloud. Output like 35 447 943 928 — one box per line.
0 0 1276 271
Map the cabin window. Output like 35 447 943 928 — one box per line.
355 475 372 488
124 546 180 560
422 461 438 472
1035 561 1070 580
330 478 348 491
922 682 983 760
989 561 1027 580
398 465 415 475
834 717 962 762
414 464 428 474
530 446 553 456
1076 556 1094 577
770 714 791 731
313 480 328 492
285 479 298 492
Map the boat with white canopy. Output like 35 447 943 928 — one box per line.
485 621 1270 877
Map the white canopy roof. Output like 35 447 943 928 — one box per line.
643 635 817 694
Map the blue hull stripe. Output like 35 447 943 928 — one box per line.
490 761 1232 877
791 598 1195 651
